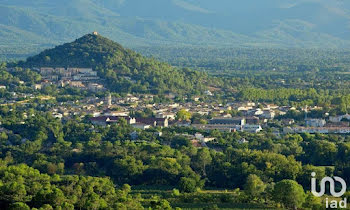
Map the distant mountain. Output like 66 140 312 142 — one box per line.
1 0 350 58
20 33 213 95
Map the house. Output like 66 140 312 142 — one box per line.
264 104 279 109
169 103 180 108
53 113 63 119
253 109 264 116
66 81 85 88
126 95 139 102
88 83 104 92
330 116 342 123
238 105 253 111
39 67 100 82
279 106 296 112
209 117 245 125
103 111 129 117
220 113 232 118
284 126 350 134
46 75 59 81
261 110 276 119
91 111 101 117
281 119 295 125
279 111 287 116
305 119 326 127
79 68 96 75
192 124 237 132
329 114 350 123
173 121 191 127
197 111 210 116
136 117 169 127
195 133 215 143
247 102 256 106
156 112 176 120
239 124 263 133
327 122 349 127
40 67 55 75
33 84 42 90
62 71 72 78
245 117 260 125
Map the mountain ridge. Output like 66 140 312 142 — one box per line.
1 0 350 59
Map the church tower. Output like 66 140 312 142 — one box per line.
107 93 112 107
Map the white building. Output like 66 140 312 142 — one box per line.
239 124 263 133
305 119 326 127
195 133 215 143
284 126 350 134
329 114 350 123
156 112 176 120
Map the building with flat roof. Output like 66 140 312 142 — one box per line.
209 117 245 125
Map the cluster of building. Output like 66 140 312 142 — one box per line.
90 115 168 130
6 73 350 139
77 98 350 136
193 117 262 133
56 97 273 135
285 114 350 134
33 67 105 91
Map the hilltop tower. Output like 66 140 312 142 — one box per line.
92 31 98 36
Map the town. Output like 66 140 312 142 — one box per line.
2 66 350 150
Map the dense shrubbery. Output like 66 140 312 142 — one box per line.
0 162 143 209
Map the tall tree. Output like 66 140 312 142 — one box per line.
244 174 266 201
272 180 306 209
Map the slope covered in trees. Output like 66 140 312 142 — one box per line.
19 33 214 95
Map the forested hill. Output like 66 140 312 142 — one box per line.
19 33 214 95
22 33 128 68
